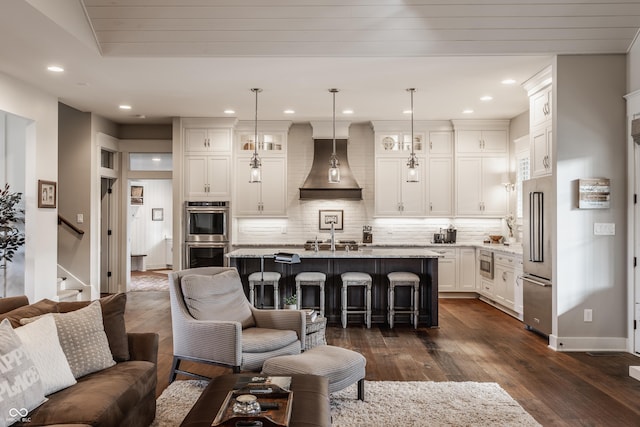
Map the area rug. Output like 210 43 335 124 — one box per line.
152 379 541 427
130 271 170 292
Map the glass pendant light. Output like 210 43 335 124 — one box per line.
406 88 419 182
249 88 262 183
328 88 341 183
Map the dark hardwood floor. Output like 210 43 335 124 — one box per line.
124 291 640 426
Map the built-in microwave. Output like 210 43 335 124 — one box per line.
184 201 229 242
478 249 494 279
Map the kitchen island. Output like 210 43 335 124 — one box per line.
227 248 441 327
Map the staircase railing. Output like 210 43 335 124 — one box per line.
58 215 84 235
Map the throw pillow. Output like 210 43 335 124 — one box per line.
0 319 47 427
57 293 129 361
0 298 58 328
181 269 256 329
14 315 77 395
21 301 115 379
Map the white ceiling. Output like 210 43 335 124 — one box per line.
0 0 638 124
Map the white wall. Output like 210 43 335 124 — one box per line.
0 71 59 301
233 122 503 246
129 179 173 269
553 55 628 350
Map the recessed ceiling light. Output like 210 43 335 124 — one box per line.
402 109 412 114
283 109 295 114
462 109 474 114
480 95 493 101
501 79 517 85
152 157 161 162
224 109 235 114
47 65 64 72
342 109 354 115
119 105 132 110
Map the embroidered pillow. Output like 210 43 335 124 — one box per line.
14 315 77 395
21 301 115 379
0 319 46 426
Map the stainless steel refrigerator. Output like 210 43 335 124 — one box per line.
522 176 553 336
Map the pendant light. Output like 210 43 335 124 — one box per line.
328 88 341 183
249 88 262 183
406 88 419 182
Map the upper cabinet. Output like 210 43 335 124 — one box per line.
523 66 553 177
453 120 509 217
181 118 237 201
372 121 453 217
185 128 232 153
233 121 291 217
453 120 509 156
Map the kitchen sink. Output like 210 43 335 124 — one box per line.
303 240 359 251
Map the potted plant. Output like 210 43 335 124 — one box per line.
283 294 297 309
0 184 25 298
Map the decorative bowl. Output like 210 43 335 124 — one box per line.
488 235 503 243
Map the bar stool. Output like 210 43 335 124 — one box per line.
340 272 372 329
387 272 420 329
248 271 281 309
295 272 326 318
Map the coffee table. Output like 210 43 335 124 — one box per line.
179 374 331 427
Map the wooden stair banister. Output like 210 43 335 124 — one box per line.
58 215 85 235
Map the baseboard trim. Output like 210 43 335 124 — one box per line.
549 335 628 352
630 366 640 381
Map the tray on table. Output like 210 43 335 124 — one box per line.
211 390 293 427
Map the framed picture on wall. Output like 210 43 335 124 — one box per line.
319 210 344 230
38 180 57 208
130 185 144 205
152 208 163 221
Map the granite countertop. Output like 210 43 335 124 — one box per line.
226 247 443 259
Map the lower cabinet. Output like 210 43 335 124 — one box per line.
481 251 523 316
436 247 476 293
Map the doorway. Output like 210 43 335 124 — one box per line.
127 178 173 291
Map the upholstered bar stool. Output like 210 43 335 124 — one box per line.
248 271 281 309
295 272 327 318
340 272 372 329
387 272 420 329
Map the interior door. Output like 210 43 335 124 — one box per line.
635 144 640 354
100 178 115 294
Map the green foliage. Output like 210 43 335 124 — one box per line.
0 183 25 266
284 293 297 305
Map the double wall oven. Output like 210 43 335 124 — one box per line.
184 201 229 268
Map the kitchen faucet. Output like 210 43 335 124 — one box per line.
330 222 336 252
314 236 319 252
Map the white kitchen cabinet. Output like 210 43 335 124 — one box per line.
433 248 457 291
530 123 552 177
428 131 453 155
184 155 230 200
455 156 508 216
458 248 477 291
530 86 552 128
494 262 515 310
479 277 494 298
514 257 524 315
428 157 453 216
234 156 287 216
376 132 426 155
185 128 232 153
456 129 508 155
523 66 553 177
375 157 426 216
236 131 286 157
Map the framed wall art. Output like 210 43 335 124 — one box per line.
152 208 164 221
38 180 57 208
319 210 343 230
130 185 144 205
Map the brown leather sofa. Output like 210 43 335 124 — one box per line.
0 294 158 427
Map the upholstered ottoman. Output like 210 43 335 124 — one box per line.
262 344 366 400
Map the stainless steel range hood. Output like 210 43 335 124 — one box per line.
299 122 362 200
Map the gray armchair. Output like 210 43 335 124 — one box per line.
168 267 305 382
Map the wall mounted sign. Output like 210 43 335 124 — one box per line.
578 178 610 209
152 208 163 221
